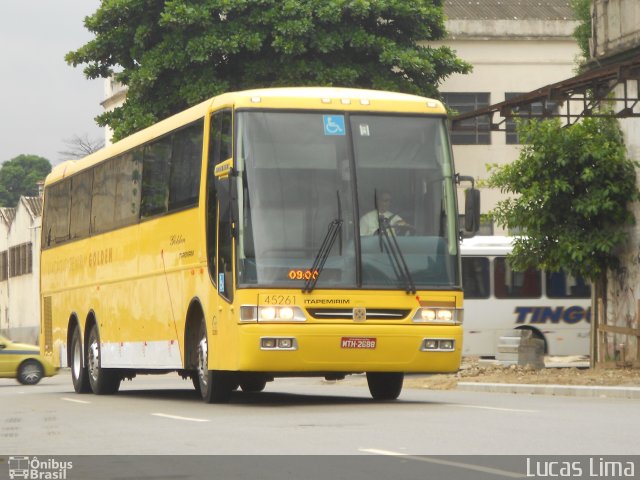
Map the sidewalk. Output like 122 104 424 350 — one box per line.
454 355 640 399
456 381 640 399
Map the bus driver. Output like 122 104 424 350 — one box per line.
360 191 412 236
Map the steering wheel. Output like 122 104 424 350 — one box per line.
393 224 415 236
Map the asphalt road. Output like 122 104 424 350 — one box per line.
1 370 639 479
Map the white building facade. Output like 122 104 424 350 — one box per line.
434 0 580 234
0 197 42 344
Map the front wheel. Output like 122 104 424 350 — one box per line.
87 325 121 395
366 372 404 400
197 319 233 403
17 359 43 385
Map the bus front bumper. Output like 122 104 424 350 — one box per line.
233 323 463 374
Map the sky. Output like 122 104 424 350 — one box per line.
0 0 103 166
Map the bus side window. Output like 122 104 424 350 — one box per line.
494 257 541 298
141 136 172 218
168 119 204 211
547 271 591 299
43 180 71 247
461 256 490 299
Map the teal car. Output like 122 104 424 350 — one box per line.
0 334 58 385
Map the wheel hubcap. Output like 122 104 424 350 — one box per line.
197 337 208 388
88 338 99 381
72 336 82 379
22 364 40 382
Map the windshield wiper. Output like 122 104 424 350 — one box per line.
372 190 416 294
302 218 343 293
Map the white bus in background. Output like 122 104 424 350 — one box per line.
461 236 591 357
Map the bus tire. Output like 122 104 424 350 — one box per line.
87 325 121 395
197 319 233 403
366 372 403 400
70 326 91 394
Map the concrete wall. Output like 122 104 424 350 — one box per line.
7 200 41 344
0 200 41 345
0 217 9 335
591 0 640 59
605 80 640 365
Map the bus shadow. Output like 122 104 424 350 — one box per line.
116 388 437 407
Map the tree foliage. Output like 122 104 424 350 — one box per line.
0 155 52 207
66 0 471 141
486 117 639 282
570 0 592 64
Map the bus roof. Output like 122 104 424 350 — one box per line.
46 87 446 185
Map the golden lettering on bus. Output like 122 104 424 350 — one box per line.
88 248 113 267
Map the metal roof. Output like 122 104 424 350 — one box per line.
451 54 640 130
20 196 43 219
0 208 16 226
444 0 576 21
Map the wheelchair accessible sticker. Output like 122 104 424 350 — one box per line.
323 115 345 136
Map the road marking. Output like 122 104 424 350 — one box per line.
453 404 537 413
359 449 524 478
61 397 91 404
152 413 209 423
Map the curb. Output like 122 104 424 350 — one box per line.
457 382 640 399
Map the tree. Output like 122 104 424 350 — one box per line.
66 0 471 141
486 117 639 295
0 155 52 207
59 134 105 160
570 0 592 65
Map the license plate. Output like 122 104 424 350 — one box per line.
341 337 377 349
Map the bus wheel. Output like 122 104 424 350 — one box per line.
87 325 121 395
366 372 404 400
197 319 233 403
70 326 91 393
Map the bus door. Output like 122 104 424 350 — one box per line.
207 109 235 366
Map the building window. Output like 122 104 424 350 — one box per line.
0 251 7 281
442 92 491 145
8 242 32 278
505 93 560 144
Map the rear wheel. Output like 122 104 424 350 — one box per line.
17 359 43 385
70 327 91 393
197 319 233 403
366 372 404 400
87 325 121 395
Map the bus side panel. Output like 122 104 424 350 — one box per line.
41 209 206 370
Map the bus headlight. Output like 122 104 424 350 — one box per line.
240 305 306 322
412 308 462 325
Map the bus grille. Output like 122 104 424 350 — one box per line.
305 308 411 320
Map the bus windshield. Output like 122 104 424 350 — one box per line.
234 111 459 290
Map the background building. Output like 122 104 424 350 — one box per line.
590 0 640 365
434 0 580 234
0 197 42 344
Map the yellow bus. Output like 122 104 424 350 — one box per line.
40 87 478 402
